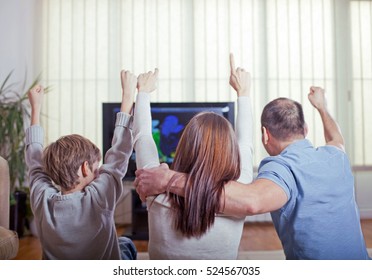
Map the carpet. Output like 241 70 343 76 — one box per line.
137 248 372 260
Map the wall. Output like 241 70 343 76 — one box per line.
0 0 41 91
355 170 372 218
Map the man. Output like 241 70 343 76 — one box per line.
135 81 369 260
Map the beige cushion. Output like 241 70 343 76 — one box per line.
0 226 19 259
0 156 19 259
0 156 10 228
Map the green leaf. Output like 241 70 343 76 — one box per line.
0 70 14 93
0 70 52 193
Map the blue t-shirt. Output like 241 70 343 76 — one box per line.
257 139 369 260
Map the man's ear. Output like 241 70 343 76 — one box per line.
81 161 89 177
304 123 309 137
262 126 269 145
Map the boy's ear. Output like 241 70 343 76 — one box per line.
81 161 89 177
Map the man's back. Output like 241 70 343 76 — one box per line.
258 139 369 259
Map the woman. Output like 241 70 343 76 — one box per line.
133 55 253 259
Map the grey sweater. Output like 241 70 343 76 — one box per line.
25 112 133 259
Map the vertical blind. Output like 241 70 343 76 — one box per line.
41 0 369 166
351 0 372 166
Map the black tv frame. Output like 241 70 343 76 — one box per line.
102 102 235 180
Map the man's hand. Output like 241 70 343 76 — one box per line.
120 70 137 114
137 68 159 93
308 86 344 150
229 53 251 97
28 85 44 125
134 163 172 201
308 86 326 111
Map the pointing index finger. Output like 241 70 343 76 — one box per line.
230 53 236 74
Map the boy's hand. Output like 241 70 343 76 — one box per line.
28 85 44 125
120 70 137 114
229 53 251 97
308 86 326 111
137 68 159 93
28 85 44 109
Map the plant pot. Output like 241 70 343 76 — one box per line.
9 190 28 238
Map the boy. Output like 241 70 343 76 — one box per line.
25 70 137 259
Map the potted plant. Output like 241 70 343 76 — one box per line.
0 70 49 237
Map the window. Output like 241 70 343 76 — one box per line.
351 0 372 166
41 0 369 166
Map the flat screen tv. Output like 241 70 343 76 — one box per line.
102 102 235 180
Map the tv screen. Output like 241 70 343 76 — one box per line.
102 102 235 180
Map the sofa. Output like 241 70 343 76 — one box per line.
0 156 19 259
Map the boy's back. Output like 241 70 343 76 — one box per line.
25 71 137 259
26 113 132 259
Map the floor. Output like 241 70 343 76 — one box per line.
12 219 372 260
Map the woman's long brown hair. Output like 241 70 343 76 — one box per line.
170 112 241 238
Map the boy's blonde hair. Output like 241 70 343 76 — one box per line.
43 134 101 191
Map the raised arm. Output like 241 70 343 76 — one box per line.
92 70 136 206
28 85 44 125
25 85 54 206
133 69 160 170
120 70 137 114
308 86 345 151
230 53 253 184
